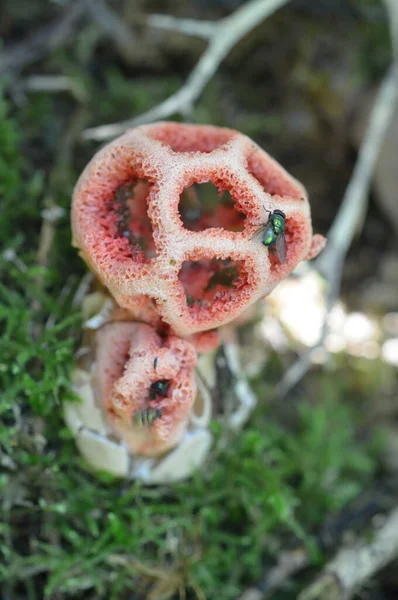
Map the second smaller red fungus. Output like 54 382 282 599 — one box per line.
95 322 197 457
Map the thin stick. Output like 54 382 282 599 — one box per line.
86 0 136 62
0 0 138 78
83 0 291 141
384 0 398 61
242 482 398 598
31 107 88 338
315 63 398 286
0 0 89 76
277 62 398 397
299 508 398 600
147 14 215 40
20 74 88 103
277 0 398 396
222 334 257 430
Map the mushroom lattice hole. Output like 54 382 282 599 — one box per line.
179 183 245 232
247 148 303 198
178 258 247 311
112 179 156 261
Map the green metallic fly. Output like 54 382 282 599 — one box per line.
251 208 287 264
133 407 163 428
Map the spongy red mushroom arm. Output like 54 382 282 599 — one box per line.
72 122 324 336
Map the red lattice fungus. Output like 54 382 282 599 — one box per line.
96 322 197 457
72 122 325 336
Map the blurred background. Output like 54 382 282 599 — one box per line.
1 1 398 599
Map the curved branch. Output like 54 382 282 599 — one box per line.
299 508 398 600
0 0 89 76
315 63 398 285
277 63 398 397
147 14 215 39
83 0 290 141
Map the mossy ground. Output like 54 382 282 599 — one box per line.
1 1 397 598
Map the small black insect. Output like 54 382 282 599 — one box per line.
154 357 158 371
251 208 287 264
149 379 170 400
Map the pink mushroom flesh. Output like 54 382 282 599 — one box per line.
95 322 197 457
72 122 325 336
97 179 156 264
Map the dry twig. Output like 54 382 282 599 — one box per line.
0 0 89 76
18 74 88 103
146 14 217 40
240 482 398 599
0 0 137 77
258 547 310 598
83 0 290 141
31 107 88 337
299 508 398 600
276 0 398 396
315 63 398 294
147 14 215 40
384 0 398 60
86 0 136 62
222 336 257 430
276 62 398 397
238 548 309 600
